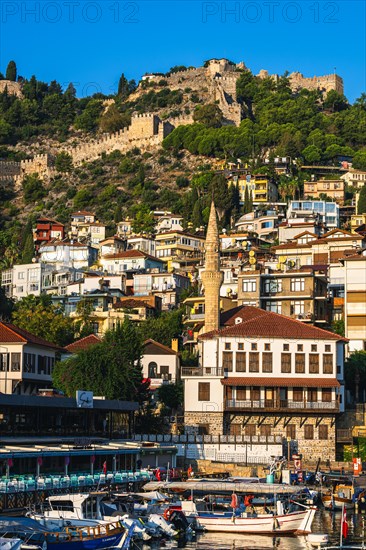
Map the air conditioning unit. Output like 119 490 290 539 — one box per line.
170 416 176 423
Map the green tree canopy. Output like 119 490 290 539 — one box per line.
52 320 143 400
193 104 223 128
138 309 183 348
358 185 366 215
22 174 47 204
353 151 366 171
157 382 183 411
5 61 17 81
344 351 366 401
55 151 73 173
12 295 75 346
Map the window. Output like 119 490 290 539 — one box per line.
266 301 282 314
308 389 318 402
304 425 314 440
290 301 305 316
198 424 209 435
242 279 257 292
281 353 291 373
309 354 319 374
251 343 257 351
222 352 233 372
160 365 170 379
249 352 259 372
230 424 241 436
251 387 260 401
264 343 271 351
287 424 296 439
18 272 25 280
245 424 256 436
262 353 273 373
264 280 282 293
283 344 289 351
260 425 272 436
319 425 328 440
297 344 303 352
148 362 158 378
311 344 317 352
198 382 210 401
236 387 246 400
0 353 9 372
323 354 333 374
11 353 21 372
325 344 331 352
293 389 303 402
225 342 231 350
295 354 305 374
290 278 305 292
238 343 244 350
322 389 332 402
236 352 246 372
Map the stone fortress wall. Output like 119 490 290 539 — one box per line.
0 59 344 182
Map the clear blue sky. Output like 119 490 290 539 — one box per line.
1 0 365 102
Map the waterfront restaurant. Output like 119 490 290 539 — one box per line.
0 394 177 476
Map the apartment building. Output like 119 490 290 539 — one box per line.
228 174 278 204
237 267 329 324
154 230 205 267
341 169 366 189
133 271 190 310
99 250 164 275
287 200 340 230
304 179 345 204
342 251 366 352
1 263 54 300
38 241 98 270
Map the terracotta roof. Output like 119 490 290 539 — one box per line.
65 334 101 353
71 211 95 217
36 217 65 226
292 231 318 239
0 322 62 349
221 377 340 387
272 243 312 250
199 306 348 342
143 339 178 355
342 253 366 261
220 306 266 327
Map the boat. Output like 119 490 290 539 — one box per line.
0 517 130 550
180 499 317 534
322 484 356 510
0 539 25 550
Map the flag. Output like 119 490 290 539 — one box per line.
37 457 43 466
156 468 161 481
230 493 239 509
103 461 107 475
7 458 13 468
342 509 348 538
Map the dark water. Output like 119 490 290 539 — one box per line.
143 511 366 549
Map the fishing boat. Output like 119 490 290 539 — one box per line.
0 517 130 550
180 499 317 534
322 484 355 510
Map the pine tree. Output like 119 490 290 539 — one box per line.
358 186 366 214
5 61 17 81
243 185 250 214
21 233 35 264
114 203 123 223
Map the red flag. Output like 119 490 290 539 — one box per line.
156 468 161 481
342 509 348 538
103 461 107 475
231 493 239 509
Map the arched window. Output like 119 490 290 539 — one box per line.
148 362 158 378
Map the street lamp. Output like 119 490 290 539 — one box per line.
0 345 9 394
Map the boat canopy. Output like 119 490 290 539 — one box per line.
143 481 302 495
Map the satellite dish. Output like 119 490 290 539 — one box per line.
249 250 255 257
249 257 256 265
276 263 282 270
288 260 295 268
279 256 287 263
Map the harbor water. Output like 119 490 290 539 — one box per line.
142 510 366 549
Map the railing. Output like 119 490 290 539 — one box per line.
134 433 283 444
187 313 205 320
225 399 339 411
181 367 224 377
336 429 353 442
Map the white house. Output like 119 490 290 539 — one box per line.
0 322 61 394
141 339 180 389
99 250 164 274
38 241 98 270
155 213 184 234
182 306 347 461
133 272 190 310
126 236 156 257
1 263 54 300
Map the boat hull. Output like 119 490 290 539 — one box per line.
194 507 317 534
46 531 125 550
322 496 354 510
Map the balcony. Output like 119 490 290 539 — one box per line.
225 399 339 412
181 367 224 377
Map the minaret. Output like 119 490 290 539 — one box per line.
201 202 223 333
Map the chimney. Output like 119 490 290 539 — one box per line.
171 338 179 352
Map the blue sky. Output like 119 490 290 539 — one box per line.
1 0 365 102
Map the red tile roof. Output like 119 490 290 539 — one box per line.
65 334 101 353
143 339 178 355
221 377 340 387
102 250 161 261
199 306 348 342
0 322 62 349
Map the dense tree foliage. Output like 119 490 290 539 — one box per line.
5 61 17 82
193 104 223 128
344 351 366 400
12 295 75 346
52 320 143 399
138 309 184 347
358 185 366 215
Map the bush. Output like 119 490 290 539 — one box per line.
22 174 47 204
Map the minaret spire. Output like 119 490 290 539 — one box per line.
201 201 223 333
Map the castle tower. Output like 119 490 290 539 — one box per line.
201 202 223 333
